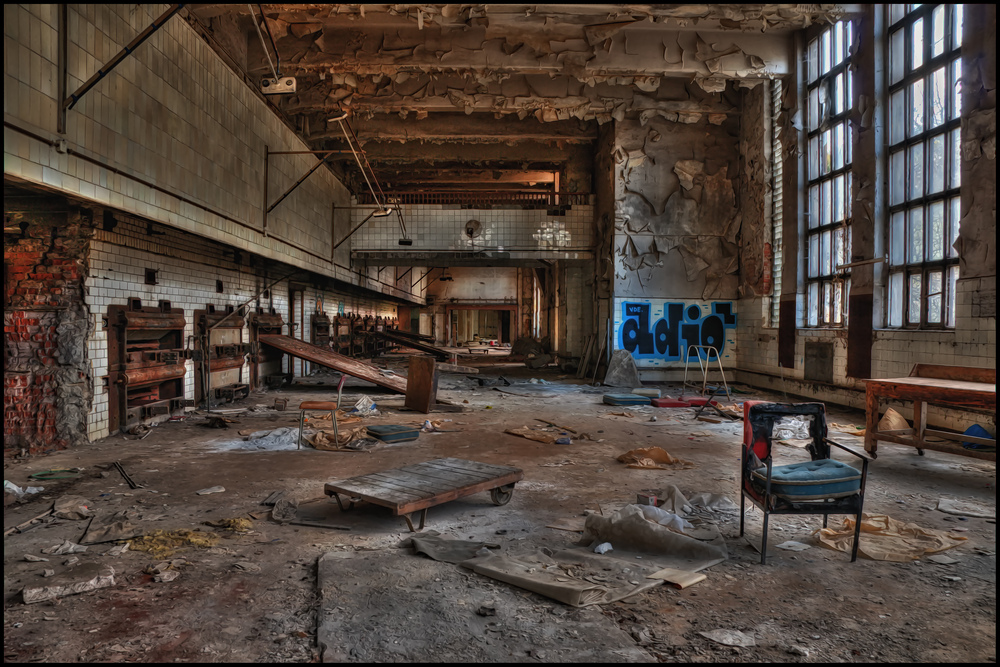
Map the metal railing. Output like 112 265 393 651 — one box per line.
355 191 592 207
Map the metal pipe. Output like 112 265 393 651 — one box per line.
65 5 184 110
335 118 385 211
248 4 278 81
266 151 334 214
332 208 394 252
208 268 300 332
257 4 281 76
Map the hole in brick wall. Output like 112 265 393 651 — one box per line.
103 210 117 231
216 280 224 293
145 268 158 285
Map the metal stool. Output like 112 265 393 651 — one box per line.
296 374 347 449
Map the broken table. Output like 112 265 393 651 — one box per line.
324 457 523 531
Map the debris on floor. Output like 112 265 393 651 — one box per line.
646 567 707 589
401 531 502 564
41 540 89 555
877 407 909 432
129 529 220 559
196 485 226 495
775 540 812 551
617 446 692 469
309 424 369 450
504 425 565 444
935 497 995 519
203 517 254 532
80 510 142 544
52 495 94 520
698 629 756 647
22 563 116 604
814 512 969 561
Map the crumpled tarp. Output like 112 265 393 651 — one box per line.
459 547 664 607
52 495 94 520
402 531 501 564
309 425 370 450
80 510 142 544
582 504 727 570
814 513 969 562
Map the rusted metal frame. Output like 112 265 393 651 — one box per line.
65 4 184 110
396 266 413 284
57 4 67 133
332 209 384 252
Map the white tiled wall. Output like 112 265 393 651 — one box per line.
2 4 424 298
84 215 399 440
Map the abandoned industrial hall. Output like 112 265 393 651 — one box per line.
3 3 996 663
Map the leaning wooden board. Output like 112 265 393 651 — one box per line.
324 457 524 531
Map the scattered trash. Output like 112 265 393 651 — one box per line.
234 561 261 572
24 554 49 562
546 516 588 532
22 563 115 604
273 398 287 411
203 517 254 532
637 492 658 506
4 480 44 498
961 424 995 450
814 512 968 561
402 531 502 564
202 416 237 429
593 542 613 554
926 554 959 564
631 387 661 398
129 530 220 560
154 570 180 583
28 469 82 481
113 461 141 489
504 426 562 445
80 510 142 545
42 569 56 578
106 543 130 557
555 437 572 445
772 416 812 440
261 490 287 506
52 495 94 521
196 486 226 495
935 498 995 519
877 408 909 433
41 540 89 555
775 540 812 551
788 644 810 656
698 629 756 647
310 425 370 450
272 497 300 523
617 447 692 470
646 567 706 589
475 604 497 617
351 395 379 416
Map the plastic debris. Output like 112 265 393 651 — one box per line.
196 486 226 495
41 540 89 555
698 629 756 647
4 480 44 497
593 542 613 554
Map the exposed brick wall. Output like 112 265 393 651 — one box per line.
4 210 93 455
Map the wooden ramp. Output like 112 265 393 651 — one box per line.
324 457 524 531
372 330 451 361
258 334 407 393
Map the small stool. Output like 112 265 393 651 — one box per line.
297 374 347 449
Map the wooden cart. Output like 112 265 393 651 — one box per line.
324 457 524 531
863 364 996 461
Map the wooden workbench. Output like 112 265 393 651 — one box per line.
863 364 996 461
324 457 524 531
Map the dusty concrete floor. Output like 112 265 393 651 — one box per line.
3 355 996 663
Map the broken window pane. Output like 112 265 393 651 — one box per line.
908 273 922 323
927 133 945 194
909 77 925 137
833 123 845 171
823 282 833 324
908 207 924 264
927 270 943 323
821 229 832 275
948 196 961 258
890 29 905 84
911 17 924 70
908 143 924 200
821 180 832 226
833 282 844 324
952 4 963 50
931 5 946 57
927 200 945 260
890 211 906 265
949 127 961 188
890 150 905 205
809 234 820 277
946 265 959 326
833 174 845 223
808 283 820 326
950 59 962 120
808 37 819 83
809 185 820 229
929 66 946 128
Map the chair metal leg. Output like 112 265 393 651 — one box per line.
823 513 829 528
297 411 305 449
739 490 745 536
851 511 862 562
760 508 770 564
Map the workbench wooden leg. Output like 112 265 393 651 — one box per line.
402 508 427 532
864 388 879 459
913 401 927 455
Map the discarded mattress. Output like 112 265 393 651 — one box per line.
366 424 420 443
603 394 651 406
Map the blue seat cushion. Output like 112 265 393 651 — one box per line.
751 459 861 500
603 394 651 406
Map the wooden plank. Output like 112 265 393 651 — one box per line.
924 428 996 446
437 362 478 374
406 461 499 482
259 334 407 393
349 474 446 499
395 472 525 515
863 380 995 411
577 335 594 378
363 470 468 495
423 457 522 477
325 479 429 504
373 330 451 360
386 465 495 487
404 355 437 413
909 363 996 384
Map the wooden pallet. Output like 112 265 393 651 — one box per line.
323 457 524 531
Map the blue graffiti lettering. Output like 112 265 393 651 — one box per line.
620 301 737 361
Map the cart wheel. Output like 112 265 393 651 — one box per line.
916 448 925 456
490 484 515 506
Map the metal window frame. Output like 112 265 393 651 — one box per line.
885 3 962 330
804 19 854 328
